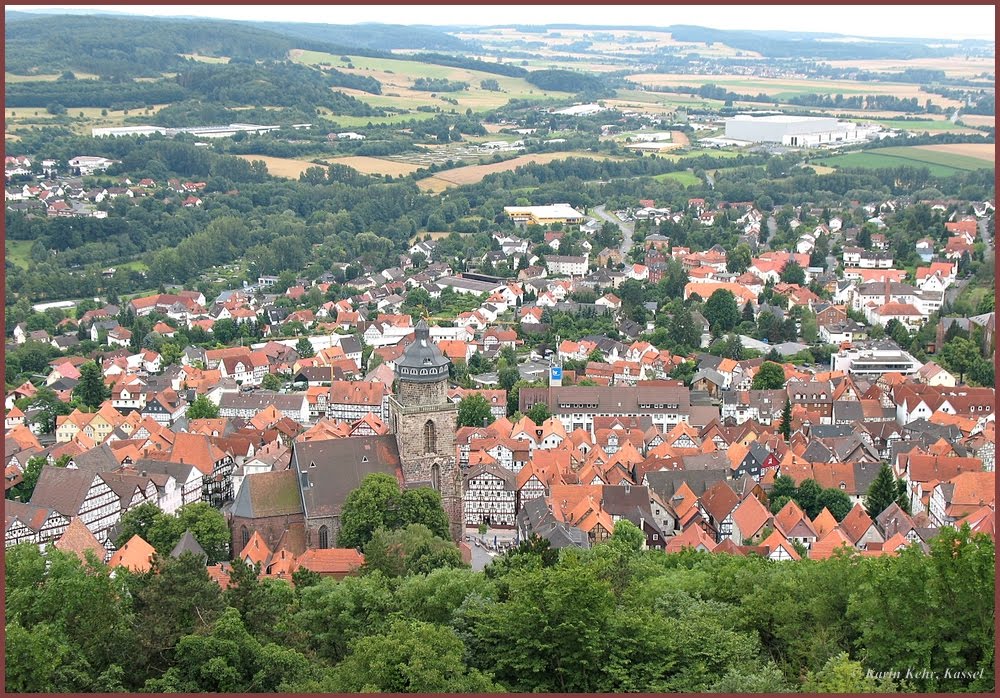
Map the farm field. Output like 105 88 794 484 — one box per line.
818 145 994 176
625 73 966 109
292 50 574 115
822 56 995 80
236 155 321 179
913 143 995 163
416 151 620 192
325 156 423 176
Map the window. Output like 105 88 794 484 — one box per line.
424 420 437 454
431 462 441 491
318 525 329 549
241 526 249 549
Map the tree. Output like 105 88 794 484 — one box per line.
801 652 901 693
778 397 792 439
608 519 645 552
132 552 225 681
73 361 109 408
703 288 739 334
941 336 979 384
457 393 494 428
10 455 50 502
337 473 450 549
116 502 229 564
770 474 797 501
498 365 520 392
726 244 752 274
794 479 823 519
525 401 551 425
186 394 220 420
362 524 466 577
261 373 283 391
816 488 853 521
324 619 501 692
668 307 702 352
16 387 72 434
780 261 806 285
144 607 315 693
864 464 906 518
751 361 786 390
294 337 316 358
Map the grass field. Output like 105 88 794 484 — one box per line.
653 170 700 185
416 151 620 192
5 104 172 136
819 145 994 176
874 119 969 132
5 240 33 269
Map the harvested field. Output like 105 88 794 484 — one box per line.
237 155 320 179
822 57 994 80
626 73 965 109
960 115 995 129
913 143 995 163
415 151 620 192
325 156 423 176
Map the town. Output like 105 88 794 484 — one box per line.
4 6 995 695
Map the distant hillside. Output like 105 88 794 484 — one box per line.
3 14 358 77
243 20 474 52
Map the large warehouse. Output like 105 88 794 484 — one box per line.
724 114 871 146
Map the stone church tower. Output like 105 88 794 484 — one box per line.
388 320 464 540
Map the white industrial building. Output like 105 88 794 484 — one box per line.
724 114 874 146
830 342 923 377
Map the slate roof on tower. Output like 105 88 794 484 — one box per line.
396 319 449 382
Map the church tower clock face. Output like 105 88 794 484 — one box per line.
388 319 463 539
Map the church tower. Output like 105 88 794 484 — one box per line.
387 320 463 540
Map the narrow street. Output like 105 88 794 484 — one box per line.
593 204 635 256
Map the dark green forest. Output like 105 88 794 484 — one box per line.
4 525 993 693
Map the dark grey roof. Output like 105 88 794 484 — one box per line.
71 444 120 473
801 440 834 463
680 451 731 471
644 470 728 500
395 320 449 383
292 435 402 519
170 530 208 561
810 424 856 439
30 466 99 517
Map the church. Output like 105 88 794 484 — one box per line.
229 320 465 552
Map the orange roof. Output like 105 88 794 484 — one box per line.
240 530 271 567
760 529 800 560
810 508 839 538
839 503 876 544
664 524 716 553
296 548 364 575
809 529 854 560
54 517 106 564
108 534 156 573
730 495 771 540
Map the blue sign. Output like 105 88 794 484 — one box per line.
550 366 562 380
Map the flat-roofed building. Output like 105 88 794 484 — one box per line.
504 203 586 226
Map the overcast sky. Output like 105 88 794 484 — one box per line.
7 4 996 41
